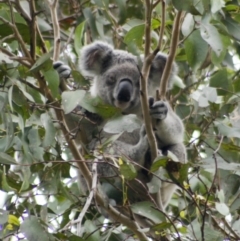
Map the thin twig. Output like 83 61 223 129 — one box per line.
221 218 240 240
159 11 183 99
29 0 37 60
0 47 31 68
141 0 158 162
212 217 236 240
76 161 97 235
47 0 61 61
157 0 165 51
6 0 33 62
0 34 15 44
60 161 98 234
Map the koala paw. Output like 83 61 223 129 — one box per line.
53 61 71 79
149 98 168 120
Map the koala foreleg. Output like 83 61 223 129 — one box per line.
149 98 187 209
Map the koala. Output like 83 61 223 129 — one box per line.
53 41 186 211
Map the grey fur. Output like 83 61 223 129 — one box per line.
54 41 186 211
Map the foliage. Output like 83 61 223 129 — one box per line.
0 0 240 240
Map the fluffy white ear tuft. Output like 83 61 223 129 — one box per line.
79 41 113 76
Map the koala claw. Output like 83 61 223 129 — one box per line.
149 100 168 120
53 61 71 79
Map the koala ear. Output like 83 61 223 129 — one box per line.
149 53 178 90
79 41 113 76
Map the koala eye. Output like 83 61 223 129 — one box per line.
106 76 115 85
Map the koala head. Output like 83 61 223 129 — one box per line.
80 41 141 114
79 41 178 114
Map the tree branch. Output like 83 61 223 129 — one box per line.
0 47 31 68
6 0 33 62
47 0 61 61
159 10 183 99
141 0 158 164
29 0 37 60
44 2 149 239
157 0 165 51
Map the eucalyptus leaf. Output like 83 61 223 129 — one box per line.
131 201 165 223
74 21 85 55
0 152 17 165
200 18 223 57
104 114 141 134
184 30 208 71
119 157 137 180
20 216 55 241
61 90 86 114
215 202 230 216
40 113 56 148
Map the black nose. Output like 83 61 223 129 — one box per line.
117 79 133 102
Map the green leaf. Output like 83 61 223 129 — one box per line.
222 14 240 41
81 94 121 119
61 90 86 114
42 68 60 99
0 94 7 112
104 114 141 134
184 30 208 71
150 156 168 172
20 216 55 241
147 168 163 193
28 128 44 162
209 69 229 95
30 52 52 72
152 19 160 30
0 152 17 165
200 17 223 56
216 189 225 203
215 202 230 216
124 24 144 48
131 201 165 223
83 220 100 241
11 85 28 107
0 52 13 64
152 222 172 231
82 8 98 39
178 164 189 184
74 21 85 56
172 0 201 15
119 157 137 180
40 113 56 148
215 122 240 138
101 132 123 149
210 0 225 13
2 172 17 192
122 18 144 31
72 70 90 87
0 111 14 151
181 13 195 37
0 209 8 224
191 87 217 107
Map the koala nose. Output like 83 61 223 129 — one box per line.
117 79 133 102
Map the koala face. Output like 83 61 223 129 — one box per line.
94 62 141 113
80 41 142 114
